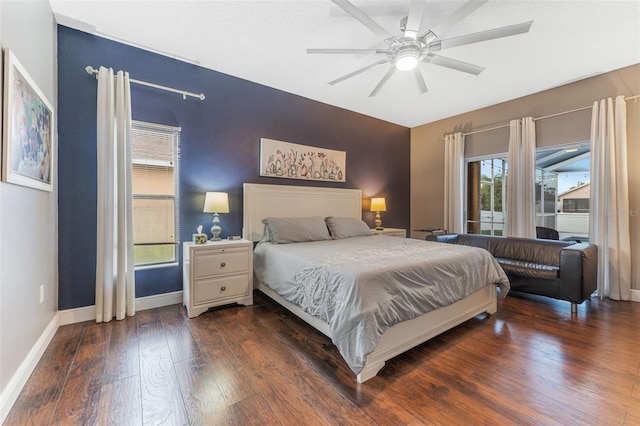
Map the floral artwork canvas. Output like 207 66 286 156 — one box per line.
259 138 346 183
2 49 54 191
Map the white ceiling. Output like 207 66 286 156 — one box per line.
50 0 640 128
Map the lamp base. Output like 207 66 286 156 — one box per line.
210 213 223 241
374 211 383 230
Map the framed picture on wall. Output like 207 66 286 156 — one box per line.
2 49 54 192
259 138 346 183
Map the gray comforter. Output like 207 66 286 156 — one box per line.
253 236 509 374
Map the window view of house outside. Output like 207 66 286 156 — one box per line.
131 121 180 267
556 173 590 241
466 144 590 242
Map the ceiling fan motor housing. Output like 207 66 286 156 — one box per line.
391 40 426 70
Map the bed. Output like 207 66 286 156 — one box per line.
242 183 509 383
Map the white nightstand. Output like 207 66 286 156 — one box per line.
371 228 407 238
183 239 253 318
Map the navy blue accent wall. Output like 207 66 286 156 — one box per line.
57 26 410 310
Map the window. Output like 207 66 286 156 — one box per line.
535 168 557 229
465 143 590 241
562 198 590 213
131 121 180 268
466 157 506 236
537 145 591 241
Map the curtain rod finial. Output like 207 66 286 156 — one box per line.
85 65 96 74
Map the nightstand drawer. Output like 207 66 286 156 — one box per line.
194 250 249 278
194 275 249 305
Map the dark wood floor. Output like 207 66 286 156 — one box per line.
5 290 640 425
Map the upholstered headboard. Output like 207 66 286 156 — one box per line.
242 183 362 242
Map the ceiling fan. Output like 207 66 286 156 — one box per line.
307 0 533 97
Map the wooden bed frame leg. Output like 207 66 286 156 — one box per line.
357 361 386 383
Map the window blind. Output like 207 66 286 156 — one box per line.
131 121 180 266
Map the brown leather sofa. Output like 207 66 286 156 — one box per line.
431 233 598 312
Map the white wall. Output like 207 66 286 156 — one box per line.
557 213 589 235
0 0 57 409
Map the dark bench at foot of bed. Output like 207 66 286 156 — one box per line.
429 233 598 313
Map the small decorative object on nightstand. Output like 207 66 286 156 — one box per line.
371 227 406 238
203 192 229 240
192 225 208 244
370 197 387 230
183 238 253 318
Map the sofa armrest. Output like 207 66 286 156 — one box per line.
559 243 598 303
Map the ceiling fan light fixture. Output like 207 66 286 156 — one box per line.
309 0 533 96
395 50 419 71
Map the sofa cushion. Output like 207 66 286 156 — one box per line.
492 238 570 267
495 258 559 280
455 234 571 267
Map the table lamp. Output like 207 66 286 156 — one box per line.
203 192 229 240
370 197 387 230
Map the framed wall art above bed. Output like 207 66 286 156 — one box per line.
2 49 54 192
259 138 346 183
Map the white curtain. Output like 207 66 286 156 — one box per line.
589 96 631 300
95 67 136 322
505 117 536 238
444 132 465 234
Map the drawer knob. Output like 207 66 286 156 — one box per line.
220 286 226 292
220 262 226 268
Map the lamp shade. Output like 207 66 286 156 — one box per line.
203 192 229 213
370 197 387 212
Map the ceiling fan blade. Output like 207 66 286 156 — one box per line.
421 0 488 42
425 53 485 75
413 67 428 94
307 48 390 54
404 0 426 39
434 21 533 51
329 58 389 85
332 0 399 44
369 66 396 97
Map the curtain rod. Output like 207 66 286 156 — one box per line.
85 66 205 101
457 94 638 138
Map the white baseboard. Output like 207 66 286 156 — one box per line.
0 314 58 424
136 290 183 312
58 290 183 326
58 304 95 325
632 288 640 302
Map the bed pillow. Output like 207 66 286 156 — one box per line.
261 216 331 244
325 216 373 239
